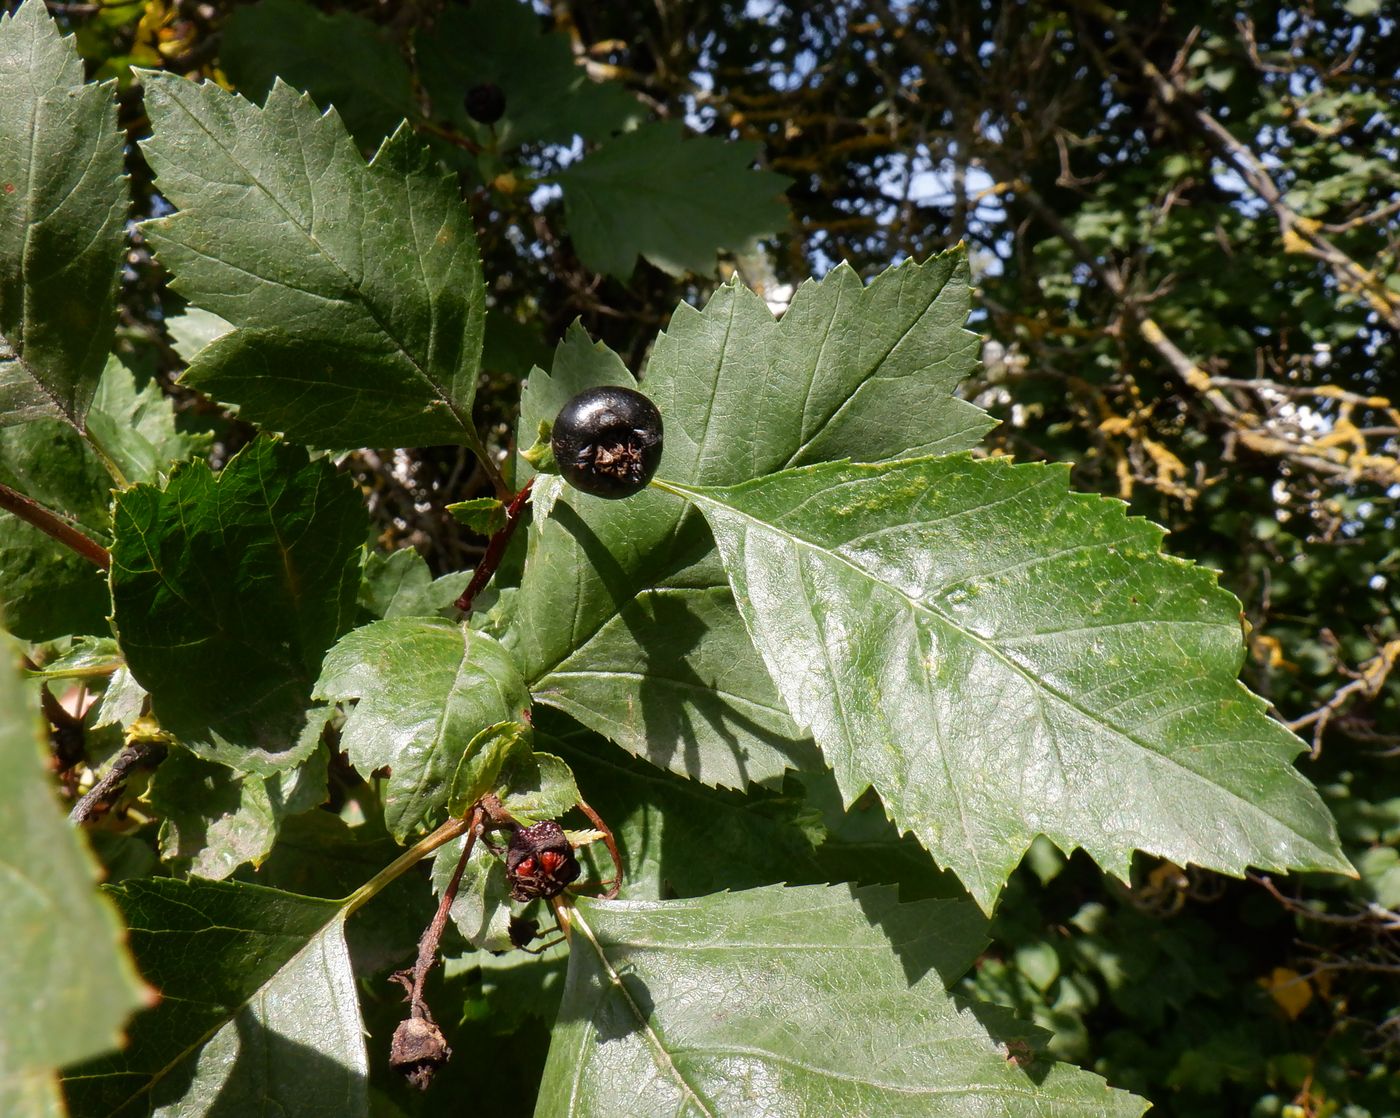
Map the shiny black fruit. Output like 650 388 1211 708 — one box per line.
550 386 663 499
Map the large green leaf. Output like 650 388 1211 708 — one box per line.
0 634 145 1085
511 252 989 789
314 617 530 839
62 878 366 1118
559 121 790 278
538 884 1147 1116
221 0 417 148
662 455 1352 910
110 438 365 774
416 0 643 149
138 73 487 449
0 0 126 430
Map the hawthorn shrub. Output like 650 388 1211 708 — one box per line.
0 3 1357 1115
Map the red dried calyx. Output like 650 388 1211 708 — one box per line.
505 821 581 902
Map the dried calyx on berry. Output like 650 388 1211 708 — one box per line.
550 385 663 499
464 82 506 124
505 821 581 901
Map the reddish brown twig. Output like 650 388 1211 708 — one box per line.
0 481 110 569
575 798 624 899
453 477 534 612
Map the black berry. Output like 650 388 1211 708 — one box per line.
505 821 581 902
550 385 663 499
464 82 506 124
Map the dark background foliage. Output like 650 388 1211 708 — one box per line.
37 0 1400 1114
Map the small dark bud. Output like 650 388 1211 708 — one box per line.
464 82 506 124
506 821 581 902
390 1016 452 1090
508 915 541 949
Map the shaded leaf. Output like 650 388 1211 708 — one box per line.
0 632 145 1081
559 121 789 278
221 0 416 148
539 884 1147 1116
665 455 1351 909
84 356 210 485
0 0 126 430
358 546 459 621
512 253 987 789
149 741 329 880
110 438 365 774
139 74 486 449
0 419 111 640
62 878 365 1118
416 0 642 149
548 726 829 901
314 617 530 839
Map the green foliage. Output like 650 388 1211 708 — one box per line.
557 121 791 277
0 0 1393 1114
543 884 1146 1116
63 878 364 1117
0 633 146 1089
665 455 1348 909
139 73 488 449
0 0 125 430
315 618 529 839
110 437 365 772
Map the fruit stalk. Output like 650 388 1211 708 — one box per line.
453 476 534 612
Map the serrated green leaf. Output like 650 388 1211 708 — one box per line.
0 632 145 1082
62 878 365 1118
358 546 458 621
0 0 126 430
416 0 643 149
0 418 112 641
84 356 210 484
447 495 508 536
25 635 121 680
162 307 231 363
663 455 1351 910
110 438 365 774
539 884 1147 1117
149 741 329 880
138 73 486 449
314 617 530 839
559 121 790 278
448 719 532 816
512 253 988 790
221 0 417 148
499 749 581 824
92 665 146 729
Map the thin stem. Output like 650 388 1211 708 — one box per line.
69 741 165 823
453 476 534 612
0 481 110 569
394 805 486 1019
461 426 510 500
343 815 472 916
83 426 129 488
576 798 624 899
